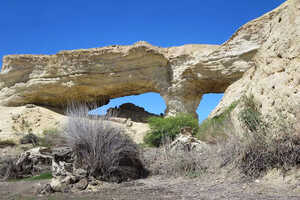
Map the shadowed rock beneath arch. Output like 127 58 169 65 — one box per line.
105 103 159 123
0 0 299 118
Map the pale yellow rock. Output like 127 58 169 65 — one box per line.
0 0 299 136
210 0 300 133
0 105 66 141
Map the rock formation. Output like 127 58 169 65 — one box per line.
210 0 300 132
0 0 299 121
106 103 159 123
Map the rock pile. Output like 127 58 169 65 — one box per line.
170 127 208 152
0 147 52 179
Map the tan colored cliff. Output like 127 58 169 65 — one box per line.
210 0 300 133
0 0 299 124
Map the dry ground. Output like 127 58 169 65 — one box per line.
1 172 300 200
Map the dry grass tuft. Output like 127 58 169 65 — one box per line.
63 103 148 183
143 137 209 178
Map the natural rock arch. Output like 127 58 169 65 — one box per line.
0 42 251 118
0 0 299 120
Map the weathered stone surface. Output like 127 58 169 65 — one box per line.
106 103 159 123
170 127 209 152
210 0 300 133
0 0 298 122
0 147 52 179
0 105 66 141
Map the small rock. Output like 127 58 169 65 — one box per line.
75 178 88 191
126 119 133 127
25 104 36 108
50 178 68 192
37 184 54 195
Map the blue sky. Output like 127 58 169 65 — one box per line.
0 0 285 122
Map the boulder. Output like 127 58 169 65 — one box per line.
0 147 52 179
170 127 208 152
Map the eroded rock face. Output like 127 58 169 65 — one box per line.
210 0 300 133
106 103 159 123
0 0 299 120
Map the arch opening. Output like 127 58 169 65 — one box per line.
196 93 224 123
89 92 166 122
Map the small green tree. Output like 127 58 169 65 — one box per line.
144 113 199 147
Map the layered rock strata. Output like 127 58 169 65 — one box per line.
0 0 299 120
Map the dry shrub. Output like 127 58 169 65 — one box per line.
0 157 18 180
39 128 66 147
238 133 300 178
20 133 39 146
197 101 238 144
144 138 208 178
219 96 300 178
64 104 148 183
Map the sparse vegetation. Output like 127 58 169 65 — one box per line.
144 145 207 178
197 101 238 143
20 133 38 146
6 172 52 182
63 104 148 183
238 95 264 132
144 113 199 147
22 172 52 181
38 128 65 147
0 157 18 180
219 95 300 178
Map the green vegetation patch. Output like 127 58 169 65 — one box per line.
24 172 53 181
144 113 199 147
197 101 238 143
238 95 264 133
9 172 52 182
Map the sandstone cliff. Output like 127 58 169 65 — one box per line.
0 0 299 124
210 0 300 133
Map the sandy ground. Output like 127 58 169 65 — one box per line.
1 174 300 200
0 105 149 145
0 105 66 141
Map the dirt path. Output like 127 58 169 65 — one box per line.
1 176 300 200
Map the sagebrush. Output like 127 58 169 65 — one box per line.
64 104 148 182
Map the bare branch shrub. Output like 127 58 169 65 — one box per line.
220 96 300 178
144 138 208 178
63 103 148 183
0 157 18 180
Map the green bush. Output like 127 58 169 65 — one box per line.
197 101 238 143
144 113 199 147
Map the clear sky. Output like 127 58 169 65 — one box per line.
0 0 286 122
